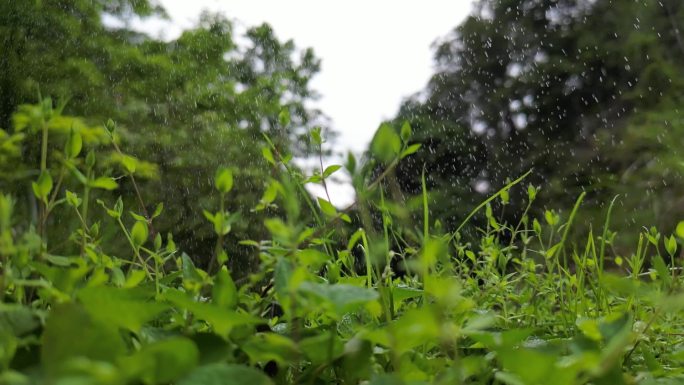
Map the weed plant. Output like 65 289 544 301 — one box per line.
1 101 684 384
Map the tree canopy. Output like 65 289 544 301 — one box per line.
0 0 325 269
384 0 684 245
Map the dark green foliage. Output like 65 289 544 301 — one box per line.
386 0 684 248
2 104 684 383
0 0 326 270
3 0 684 383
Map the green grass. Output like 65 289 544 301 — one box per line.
1 104 684 385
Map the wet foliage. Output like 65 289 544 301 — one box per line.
3 0 684 384
2 102 684 384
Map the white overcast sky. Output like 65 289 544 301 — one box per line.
137 0 473 205
146 0 472 152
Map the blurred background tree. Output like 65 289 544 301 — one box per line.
381 0 684 248
0 0 326 272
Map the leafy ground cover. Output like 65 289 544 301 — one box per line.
2 102 684 385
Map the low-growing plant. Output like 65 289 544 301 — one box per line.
1 102 684 385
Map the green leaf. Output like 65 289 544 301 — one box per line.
32 170 53 202
89 177 118 190
278 108 291 126
299 333 344 365
500 189 510 205
98 198 121 219
317 197 337 217
346 151 357 173
164 289 258 336
545 243 562 259
545 210 558 226
131 221 149 247
181 253 204 286
77 286 167 332
242 333 299 366
65 128 82 159
120 337 199 385
130 211 147 221
124 269 147 288
177 363 273 385
121 154 137 174
400 143 421 158
652 254 672 287
666 235 677 256
298 282 378 318
65 190 81 208
496 347 563 385
85 150 96 168
41 303 125 375
213 266 238 310
310 126 322 145
322 164 342 178
154 233 163 251
297 248 330 270
261 147 275 165
400 121 412 142
676 221 684 239
214 167 233 194
152 202 164 218
371 123 401 163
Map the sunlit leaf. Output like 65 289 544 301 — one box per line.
371 123 401 163
214 167 233 194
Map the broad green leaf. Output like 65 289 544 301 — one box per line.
299 282 378 318
577 318 603 341
261 147 275 165
0 304 40 337
652 254 672 287
400 121 412 142
496 346 578 385
388 307 441 354
400 143 421 158
32 170 52 202
299 333 344 365
164 289 258 336
77 286 168 332
130 211 147 221
310 126 322 144
666 235 677 256
214 167 233 194
181 253 204 288
120 337 199 385
371 123 401 163
296 248 329 270
212 266 238 310
242 333 299 366
677 221 684 239
85 150 96 168
278 109 290 126
89 177 118 190
322 164 341 178
121 154 137 174
65 128 82 159
131 221 149 247
152 202 164 218
124 269 147 288
42 303 125 374
177 363 273 385
317 197 337 217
